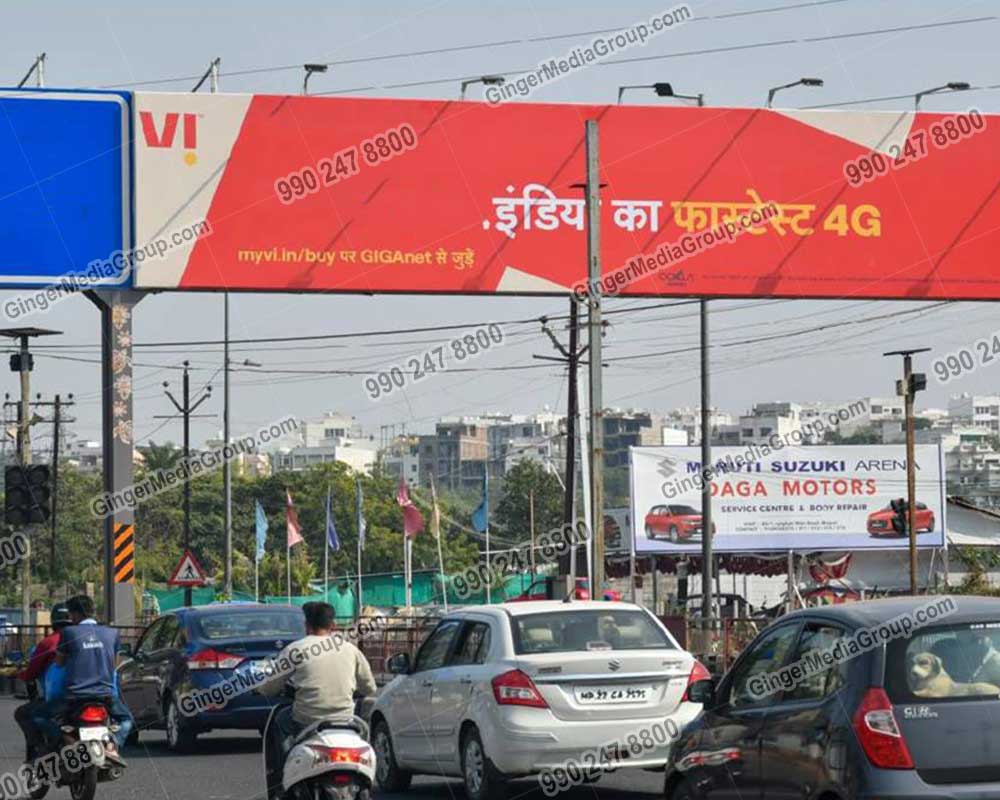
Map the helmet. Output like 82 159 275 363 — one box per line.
51 605 72 629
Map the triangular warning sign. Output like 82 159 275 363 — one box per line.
168 549 208 587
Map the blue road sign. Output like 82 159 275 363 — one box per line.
0 89 131 288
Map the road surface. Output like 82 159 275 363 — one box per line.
0 697 666 799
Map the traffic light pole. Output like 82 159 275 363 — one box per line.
18 334 32 631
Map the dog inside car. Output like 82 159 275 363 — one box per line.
908 651 1000 698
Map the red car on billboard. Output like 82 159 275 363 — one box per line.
867 501 935 537
644 504 714 543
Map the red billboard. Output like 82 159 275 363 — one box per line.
133 92 1000 299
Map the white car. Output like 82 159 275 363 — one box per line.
371 600 707 800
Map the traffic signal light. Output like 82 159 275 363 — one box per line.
890 497 907 534
5 464 52 525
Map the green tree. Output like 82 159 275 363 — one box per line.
494 460 563 544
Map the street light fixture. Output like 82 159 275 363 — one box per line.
766 77 824 108
460 74 505 100
914 82 971 109
617 82 704 105
303 63 328 95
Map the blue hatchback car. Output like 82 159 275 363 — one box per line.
117 604 305 751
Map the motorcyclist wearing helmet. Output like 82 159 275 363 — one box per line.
14 604 71 759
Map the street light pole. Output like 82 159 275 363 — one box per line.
162 362 212 606
766 77 824 108
884 347 930 594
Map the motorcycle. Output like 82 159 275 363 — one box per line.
262 697 376 800
25 698 126 800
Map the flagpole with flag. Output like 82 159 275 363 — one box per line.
254 499 268 602
430 477 448 611
356 478 366 619
396 479 424 611
325 485 340 598
472 469 490 602
286 490 304 603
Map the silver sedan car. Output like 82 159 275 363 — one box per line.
371 601 706 800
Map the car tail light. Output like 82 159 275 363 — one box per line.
187 648 245 670
77 705 109 724
491 669 549 708
681 659 712 702
852 688 914 769
308 745 372 767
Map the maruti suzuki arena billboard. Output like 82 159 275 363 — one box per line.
131 92 1000 300
630 444 945 553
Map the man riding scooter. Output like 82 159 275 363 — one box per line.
14 604 71 760
259 601 377 800
37 594 133 764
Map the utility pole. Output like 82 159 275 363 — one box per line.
223 294 232 599
584 119 605 597
884 347 930 594
529 489 536 577
700 300 715 629
537 303 588 588
160 362 213 606
16 53 45 89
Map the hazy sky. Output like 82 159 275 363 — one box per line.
2 0 999 455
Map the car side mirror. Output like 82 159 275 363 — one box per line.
686 678 716 707
117 643 133 658
387 652 411 675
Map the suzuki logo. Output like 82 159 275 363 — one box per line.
139 111 199 166
608 658 622 672
657 457 678 479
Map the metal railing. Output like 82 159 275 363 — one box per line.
0 624 146 667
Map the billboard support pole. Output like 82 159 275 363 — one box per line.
87 290 144 625
584 119 605 599
904 354 919 594
700 299 715 628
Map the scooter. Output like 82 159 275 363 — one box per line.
263 700 376 800
26 697 126 800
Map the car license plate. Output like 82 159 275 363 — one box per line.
575 686 650 704
79 726 109 742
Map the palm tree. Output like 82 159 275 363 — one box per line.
140 441 183 472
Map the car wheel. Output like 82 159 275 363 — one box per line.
645 524 656 539
461 726 506 800
165 695 197 753
372 718 412 792
668 525 679 544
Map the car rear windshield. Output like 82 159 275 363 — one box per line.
193 610 305 641
885 622 1000 703
511 609 673 654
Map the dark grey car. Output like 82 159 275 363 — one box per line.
664 595 1000 800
